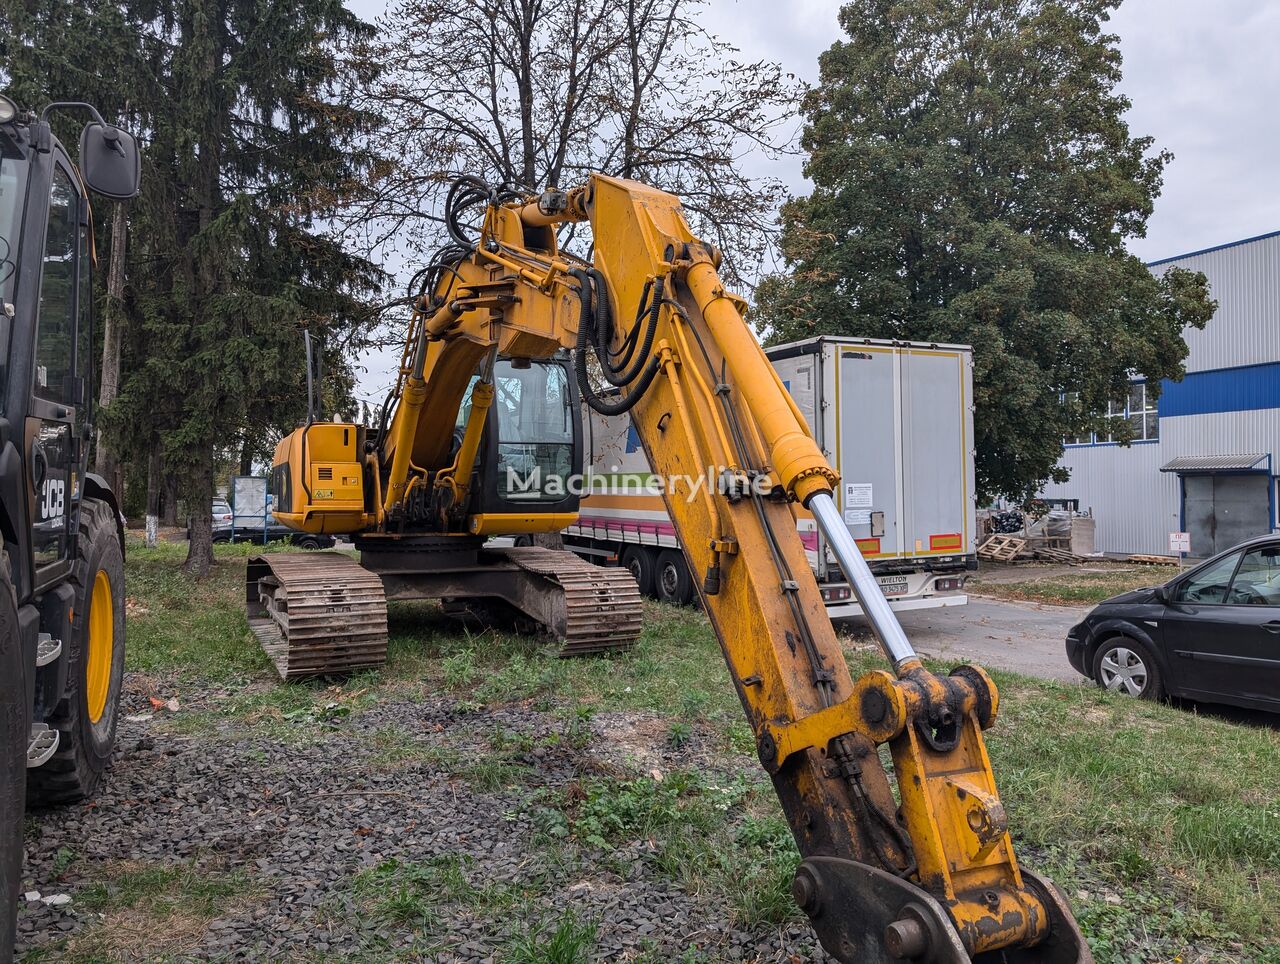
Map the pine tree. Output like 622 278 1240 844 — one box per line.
133 0 385 573
3 1 387 573
756 0 1216 503
0 0 159 498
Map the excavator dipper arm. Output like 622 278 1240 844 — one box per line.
407 174 1092 962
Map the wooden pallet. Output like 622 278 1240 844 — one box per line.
978 534 1027 562
1128 554 1179 566
1032 546 1084 564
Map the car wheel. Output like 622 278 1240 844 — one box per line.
655 549 693 606
620 545 655 597
295 536 321 550
1092 636 1164 700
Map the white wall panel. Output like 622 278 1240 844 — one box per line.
1152 232 1280 373
1042 443 1178 555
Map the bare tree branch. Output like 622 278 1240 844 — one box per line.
342 0 801 286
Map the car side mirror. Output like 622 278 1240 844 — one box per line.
1153 584 1171 605
79 122 140 200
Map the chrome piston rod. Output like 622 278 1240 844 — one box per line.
808 492 919 673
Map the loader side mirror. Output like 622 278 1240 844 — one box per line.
79 122 140 200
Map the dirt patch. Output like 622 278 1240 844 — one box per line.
591 711 671 771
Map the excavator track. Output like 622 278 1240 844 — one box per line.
245 547 641 679
500 546 645 656
246 553 388 680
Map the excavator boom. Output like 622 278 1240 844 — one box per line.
256 172 1092 961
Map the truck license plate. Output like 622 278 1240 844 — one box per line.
877 576 909 596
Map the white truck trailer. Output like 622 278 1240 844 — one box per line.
562 336 978 617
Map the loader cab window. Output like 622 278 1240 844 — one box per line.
0 152 28 409
493 360 574 502
33 165 78 404
0 154 23 302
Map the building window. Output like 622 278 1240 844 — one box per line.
1063 381 1158 446
1101 396 1126 442
1127 382 1159 441
1062 392 1090 445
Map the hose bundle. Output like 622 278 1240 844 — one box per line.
572 268 665 416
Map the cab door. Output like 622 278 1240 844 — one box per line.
25 161 82 590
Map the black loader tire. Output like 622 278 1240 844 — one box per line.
28 498 126 805
1 553 25 960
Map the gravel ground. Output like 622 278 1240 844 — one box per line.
18 672 830 962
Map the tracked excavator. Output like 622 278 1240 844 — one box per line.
247 172 1091 961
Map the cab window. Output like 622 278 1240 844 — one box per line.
494 361 574 502
34 165 78 404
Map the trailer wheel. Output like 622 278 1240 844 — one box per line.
28 498 125 805
620 545 655 597
655 549 693 606
1 553 25 960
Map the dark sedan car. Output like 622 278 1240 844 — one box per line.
1066 534 1280 713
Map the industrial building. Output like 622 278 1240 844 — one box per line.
1041 229 1280 557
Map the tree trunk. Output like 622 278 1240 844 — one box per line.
183 456 215 577
93 202 128 481
239 437 252 476
145 445 160 548
160 472 179 527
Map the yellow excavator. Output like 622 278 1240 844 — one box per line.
246 172 1092 961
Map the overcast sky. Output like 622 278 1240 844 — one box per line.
343 0 1280 400
679 0 1280 262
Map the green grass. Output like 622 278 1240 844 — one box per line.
971 562 1182 606
987 675 1280 955
353 854 518 925
522 769 801 929
504 913 598 964
75 860 249 917
115 541 1280 962
123 536 274 681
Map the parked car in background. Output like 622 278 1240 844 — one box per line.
1066 534 1280 713
210 517 334 550
187 500 235 540
198 493 333 548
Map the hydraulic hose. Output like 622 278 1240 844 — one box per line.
595 274 664 388
571 268 663 416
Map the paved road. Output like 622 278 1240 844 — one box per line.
840 595 1089 683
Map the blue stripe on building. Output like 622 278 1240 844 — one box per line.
1159 361 1280 418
